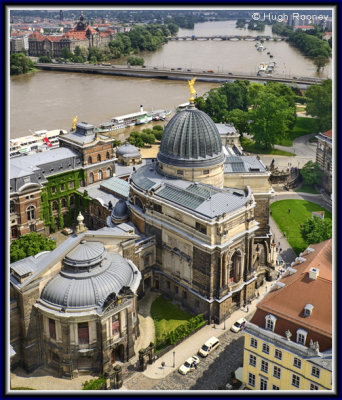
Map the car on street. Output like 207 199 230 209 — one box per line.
178 355 200 375
198 337 220 357
62 227 74 235
230 318 246 333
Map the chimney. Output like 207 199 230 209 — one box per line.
288 267 297 275
140 105 143 112
308 267 319 280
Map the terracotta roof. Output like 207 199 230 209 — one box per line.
294 25 314 29
323 129 332 138
250 239 332 351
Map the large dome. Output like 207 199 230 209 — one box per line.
158 103 225 168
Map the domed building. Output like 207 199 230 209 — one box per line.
10 228 141 378
128 96 271 322
116 142 142 166
108 199 129 225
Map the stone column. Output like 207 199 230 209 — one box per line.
223 253 228 287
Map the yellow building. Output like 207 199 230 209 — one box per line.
242 240 332 391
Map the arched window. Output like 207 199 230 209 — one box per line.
106 167 111 177
10 201 15 213
26 205 35 221
89 173 94 184
265 314 277 332
106 151 110 160
61 197 67 207
97 154 101 162
70 195 75 205
97 207 101 217
88 156 92 165
98 170 103 180
52 201 58 211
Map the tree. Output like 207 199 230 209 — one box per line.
127 56 144 66
218 80 249 112
305 79 332 131
301 216 332 244
10 53 35 75
248 91 293 149
38 55 52 63
227 109 249 135
61 47 73 59
203 89 229 123
300 161 322 185
112 139 122 148
313 55 329 73
10 232 56 263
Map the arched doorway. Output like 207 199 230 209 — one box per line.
111 344 125 364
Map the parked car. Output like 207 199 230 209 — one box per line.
187 69 192 71
178 355 200 375
62 227 73 235
230 318 246 333
198 337 220 357
177 67 182 70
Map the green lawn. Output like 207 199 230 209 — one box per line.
295 184 319 194
241 137 295 156
270 200 332 255
276 117 320 146
151 295 193 340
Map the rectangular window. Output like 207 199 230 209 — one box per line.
310 383 319 390
266 319 274 331
273 366 281 379
175 286 178 294
51 186 56 194
61 184 65 191
183 291 187 299
261 360 268 373
49 318 56 340
248 373 255 387
311 366 320 378
260 377 268 390
293 357 302 369
153 203 162 213
112 318 120 337
249 354 256 367
167 281 171 289
292 374 300 388
262 343 270 355
195 222 207 235
69 181 74 189
272 385 280 390
274 349 282 360
297 333 306 345
203 170 209 175
177 170 183 175
78 322 89 344
250 338 258 348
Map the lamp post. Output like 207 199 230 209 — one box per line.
224 318 226 330
173 351 175 368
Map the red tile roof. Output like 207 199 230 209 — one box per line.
250 239 332 351
294 25 314 29
323 129 332 138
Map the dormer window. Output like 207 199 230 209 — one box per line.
296 329 308 345
265 314 277 332
304 304 314 317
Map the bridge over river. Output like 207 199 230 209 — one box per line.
169 35 287 41
35 63 323 87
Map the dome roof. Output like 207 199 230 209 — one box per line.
158 103 225 168
64 241 106 268
40 249 139 309
111 199 128 220
116 142 140 158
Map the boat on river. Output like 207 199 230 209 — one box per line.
10 129 67 158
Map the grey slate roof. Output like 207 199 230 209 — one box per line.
216 123 238 135
64 241 106 267
100 176 130 198
225 155 267 174
131 164 249 218
116 142 140 158
158 102 225 168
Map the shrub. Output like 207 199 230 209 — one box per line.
82 377 106 390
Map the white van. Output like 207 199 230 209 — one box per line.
198 336 220 357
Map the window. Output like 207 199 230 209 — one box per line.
26 205 35 221
49 318 56 340
293 357 302 369
106 151 110 160
51 186 56 194
167 281 170 289
203 170 209 175
273 366 281 379
88 156 92 164
177 170 183 175
97 154 101 162
292 374 300 388
249 354 256 367
10 201 15 213
69 181 74 189
195 222 207 234
304 303 314 317
52 201 58 211
78 322 89 344
261 360 268 373
30 194 34 198
106 167 111 177
311 366 320 378
70 195 75 205
265 314 277 331
97 207 101 217
262 343 270 355
272 385 280 390
98 170 103 180
112 317 120 337
250 338 258 348
183 291 187 299
89 172 94 184
175 286 178 294
248 373 255 387
310 383 319 390
61 184 65 191
195 300 200 308
61 198 67 207
296 329 308 345
274 349 282 360
153 203 162 213
260 377 268 390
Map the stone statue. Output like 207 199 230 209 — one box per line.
188 77 197 102
72 116 78 131
285 329 292 341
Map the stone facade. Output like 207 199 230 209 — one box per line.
316 130 332 195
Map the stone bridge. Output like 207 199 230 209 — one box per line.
169 35 287 41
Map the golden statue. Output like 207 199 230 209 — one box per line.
188 77 197 102
72 116 78 131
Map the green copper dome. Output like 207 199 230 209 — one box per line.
158 103 224 168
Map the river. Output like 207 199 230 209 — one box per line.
10 20 331 139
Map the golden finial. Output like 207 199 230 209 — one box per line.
188 77 197 102
72 116 78 131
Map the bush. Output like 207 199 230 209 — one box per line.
127 56 144 66
38 55 52 63
82 377 106 390
10 232 56 263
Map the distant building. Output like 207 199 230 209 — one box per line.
10 36 29 54
316 129 332 195
294 25 315 31
242 239 332 391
